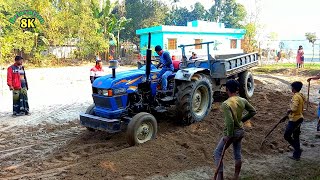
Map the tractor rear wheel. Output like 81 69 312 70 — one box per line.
175 74 213 125
85 104 96 132
239 71 254 99
126 112 158 146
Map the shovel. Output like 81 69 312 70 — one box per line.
307 81 310 111
260 115 288 147
213 138 233 180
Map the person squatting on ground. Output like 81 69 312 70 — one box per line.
284 81 305 161
7 56 29 116
307 75 320 132
154 45 174 91
90 58 104 84
214 79 256 180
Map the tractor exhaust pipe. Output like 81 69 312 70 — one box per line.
109 60 118 78
146 32 151 81
112 68 116 78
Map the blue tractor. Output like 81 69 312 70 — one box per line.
80 33 258 146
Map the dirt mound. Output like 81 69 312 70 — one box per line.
0 83 317 180
61 85 316 179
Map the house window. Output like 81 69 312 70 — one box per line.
230 39 237 49
168 39 177 50
195 39 202 49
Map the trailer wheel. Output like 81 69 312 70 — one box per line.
126 112 157 146
176 74 213 125
85 104 96 132
239 71 254 99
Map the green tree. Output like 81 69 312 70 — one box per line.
222 0 246 28
123 0 168 47
91 0 120 59
165 7 190 26
305 32 317 62
0 0 49 64
242 23 257 53
207 0 224 22
115 16 131 58
0 0 132 65
189 2 206 21
206 0 246 28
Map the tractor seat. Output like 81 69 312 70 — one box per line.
172 60 181 72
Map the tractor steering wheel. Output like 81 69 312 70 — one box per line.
151 59 159 64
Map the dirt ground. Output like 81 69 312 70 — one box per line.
0 67 320 180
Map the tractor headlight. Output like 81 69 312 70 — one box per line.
98 89 113 96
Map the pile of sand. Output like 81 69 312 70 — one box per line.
60 84 316 179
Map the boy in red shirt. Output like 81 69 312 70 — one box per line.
90 58 104 84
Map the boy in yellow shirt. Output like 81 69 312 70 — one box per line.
285 81 305 161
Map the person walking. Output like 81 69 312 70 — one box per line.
296 45 304 68
284 81 305 160
7 56 29 116
277 50 281 62
213 79 256 180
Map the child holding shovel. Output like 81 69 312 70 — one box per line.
213 79 256 180
284 81 305 161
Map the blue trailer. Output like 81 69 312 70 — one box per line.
80 33 258 146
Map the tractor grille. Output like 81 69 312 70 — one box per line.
115 96 124 109
93 95 125 109
93 95 112 109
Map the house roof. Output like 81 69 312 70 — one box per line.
136 20 246 35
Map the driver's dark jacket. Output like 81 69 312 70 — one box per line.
159 51 174 71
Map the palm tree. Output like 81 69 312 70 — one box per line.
305 32 317 62
92 0 130 60
91 0 117 60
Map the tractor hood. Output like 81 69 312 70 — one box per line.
92 65 160 90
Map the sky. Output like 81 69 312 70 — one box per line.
164 0 320 40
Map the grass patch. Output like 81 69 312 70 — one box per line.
253 63 320 76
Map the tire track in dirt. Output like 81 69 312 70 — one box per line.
255 74 320 104
0 121 130 179
1 71 319 179
0 101 87 131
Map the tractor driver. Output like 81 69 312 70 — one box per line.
154 45 174 91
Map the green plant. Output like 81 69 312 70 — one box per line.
305 32 317 62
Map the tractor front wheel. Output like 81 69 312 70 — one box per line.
85 104 96 132
126 112 158 146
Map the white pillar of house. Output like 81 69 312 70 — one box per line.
237 40 241 49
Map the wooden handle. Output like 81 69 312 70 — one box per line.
213 139 232 180
307 81 310 111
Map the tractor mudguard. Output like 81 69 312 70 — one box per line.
174 68 210 81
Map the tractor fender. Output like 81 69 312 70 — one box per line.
174 68 210 81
